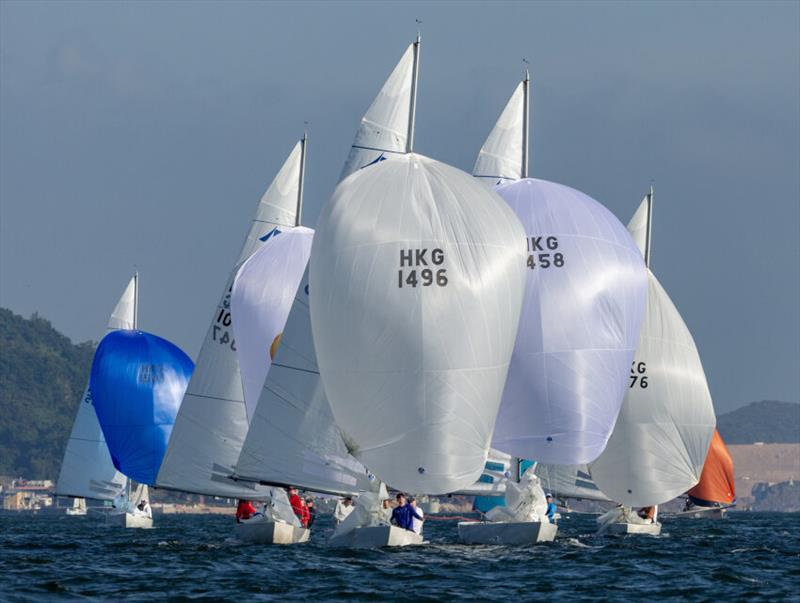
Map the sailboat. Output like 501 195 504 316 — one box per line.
55 276 135 516
675 430 735 518
231 38 424 548
590 188 717 535
156 136 307 507
458 72 648 545
310 32 529 550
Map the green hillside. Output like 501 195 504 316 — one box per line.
0 308 95 479
716 400 800 444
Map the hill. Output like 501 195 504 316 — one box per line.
0 308 95 479
717 400 800 444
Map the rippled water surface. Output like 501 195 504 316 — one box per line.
1 511 798 601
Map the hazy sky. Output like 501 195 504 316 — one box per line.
1 1 798 413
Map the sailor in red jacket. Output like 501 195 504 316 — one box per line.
287 487 310 527
236 499 258 523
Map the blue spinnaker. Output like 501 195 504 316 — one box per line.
90 330 194 485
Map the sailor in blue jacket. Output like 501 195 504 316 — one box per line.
545 494 558 523
390 493 423 531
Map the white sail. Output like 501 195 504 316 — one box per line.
339 39 419 181
56 277 134 501
490 178 648 465
310 154 527 494
627 191 652 262
231 226 314 419
589 270 716 507
157 141 302 499
534 464 610 502
233 267 374 496
473 78 527 185
232 43 421 498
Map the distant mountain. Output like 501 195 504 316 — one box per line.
0 308 95 479
717 400 800 444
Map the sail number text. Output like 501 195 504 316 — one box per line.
398 248 448 288
212 285 237 351
630 361 648 388
527 236 565 270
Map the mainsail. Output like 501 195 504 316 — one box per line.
490 178 648 465
232 39 423 498
90 330 194 485
473 72 529 185
157 139 303 498
687 430 735 507
339 37 420 180
309 154 527 494
534 464 610 503
590 192 716 507
56 276 135 501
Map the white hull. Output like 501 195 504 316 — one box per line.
122 513 153 529
605 521 661 536
673 507 729 520
235 520 310 545
457 521 557 545
329 525 423 549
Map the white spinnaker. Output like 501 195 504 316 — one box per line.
534 464 610 503
231 226 314 419
157 142 301 499
233 267 374 496
590 269 716 507
56 278 133 501
339 41 416 181
473 81 525 185
490 178 648 465
310 154 527 494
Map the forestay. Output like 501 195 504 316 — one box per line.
56 277 135 500
233 267 374 496
157 141 301 498
491 178 648 465
91 331 194 486
590 195 716 507
473 79 526 185
231 226 314 419
339 39 418 181
310 154 527 494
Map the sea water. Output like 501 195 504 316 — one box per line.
1 511 798 601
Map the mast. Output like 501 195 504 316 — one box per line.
133 271 139 330
522 68 530 179
406 34 421 153
296 132 307 227
644 185 654 268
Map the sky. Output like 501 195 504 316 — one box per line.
1 1 798 414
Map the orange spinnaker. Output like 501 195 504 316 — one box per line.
688 430 735 505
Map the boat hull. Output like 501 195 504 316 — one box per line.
122 513 153 529
65 509 87 516
457 521 557 545
673 507 729 519
235 520 310 545
329 525 423 549
605 521 661 536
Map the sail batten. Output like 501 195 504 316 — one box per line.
156 141 302 499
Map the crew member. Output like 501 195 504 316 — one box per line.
334 496 354 525
408 496 424 535
305 497 317 528
236 499 257 523
287 487 310 528
545 494 558 523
